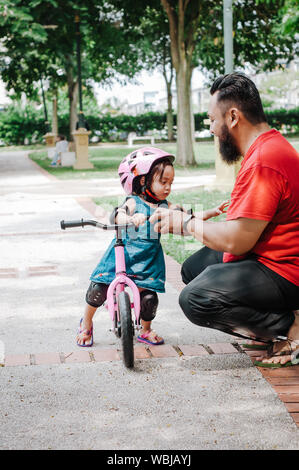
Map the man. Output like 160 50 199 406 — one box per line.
51 135 68 166
149 72 299 367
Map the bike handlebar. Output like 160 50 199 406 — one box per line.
60 218 136 231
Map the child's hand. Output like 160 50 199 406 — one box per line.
130 213 146 227
202 200 230 220
214 200 230 216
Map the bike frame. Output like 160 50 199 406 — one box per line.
106 236 141 327
60 218 141 330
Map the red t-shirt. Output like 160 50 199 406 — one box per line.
223 129 299 286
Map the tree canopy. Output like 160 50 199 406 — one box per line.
0 0 297 162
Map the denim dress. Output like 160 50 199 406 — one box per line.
89 196 168 293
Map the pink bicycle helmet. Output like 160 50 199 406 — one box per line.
118 147 175 195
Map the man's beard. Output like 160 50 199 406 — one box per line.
218 124 242 165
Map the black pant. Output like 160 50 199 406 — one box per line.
179 247 299 342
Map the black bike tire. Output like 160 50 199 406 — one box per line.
118 291 134 369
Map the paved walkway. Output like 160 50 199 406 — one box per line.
1 150 299 450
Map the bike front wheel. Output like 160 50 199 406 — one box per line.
118 291 134 369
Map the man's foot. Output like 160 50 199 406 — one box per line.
76 318 93 347
137 329 164 346
255 310 299 366
255 339 299 367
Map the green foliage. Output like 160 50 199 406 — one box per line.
0 103 45 145
57 111 168 141
265 108 299 134
59 107 299 142
275 0 299 36
1 105 298 146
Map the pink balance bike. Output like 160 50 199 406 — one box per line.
60 218 141 369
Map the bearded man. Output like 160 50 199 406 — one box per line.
150 72 299 368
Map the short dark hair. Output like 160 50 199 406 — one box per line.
132 158 174 195
146 158 173 189
210 72 267 125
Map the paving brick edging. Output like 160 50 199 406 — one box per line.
2 341 238 368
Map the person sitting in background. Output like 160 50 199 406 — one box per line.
51 135 68 166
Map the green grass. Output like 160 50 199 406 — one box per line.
94 188 230 265
28 142 216 179
28 138 299 180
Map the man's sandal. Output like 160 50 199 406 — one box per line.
241 342 269 350
254 340 299 368
137 330 164 346
77 318 93 347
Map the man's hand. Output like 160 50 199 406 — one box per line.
149 207 187 235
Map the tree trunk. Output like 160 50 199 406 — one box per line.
69 80 78 139
166 94 174 141
165 79 174 141
175 64 195 165
161 0 198 166
66 59 78 141
190 91 196 144
52 89 58 136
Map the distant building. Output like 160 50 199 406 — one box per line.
122 86 210 116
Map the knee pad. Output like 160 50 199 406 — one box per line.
86 282 108 308
140 290 158 322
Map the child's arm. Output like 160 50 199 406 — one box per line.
113 198 146 227
167 200 229 221
167 202 188 212
198 200 230 221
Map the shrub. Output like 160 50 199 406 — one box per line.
0 104 298 146
0 103 46 145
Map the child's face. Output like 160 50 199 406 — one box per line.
151 165 174 200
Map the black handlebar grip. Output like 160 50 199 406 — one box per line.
60 219 84 230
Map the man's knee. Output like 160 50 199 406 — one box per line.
181 247 222 285
179 280 219 327
181 257 193 285
179 285 191 316
140 290 158 322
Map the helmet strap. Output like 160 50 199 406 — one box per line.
141 185 160 204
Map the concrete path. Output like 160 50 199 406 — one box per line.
1 150 299 451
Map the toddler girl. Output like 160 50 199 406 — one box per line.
76 147 228 347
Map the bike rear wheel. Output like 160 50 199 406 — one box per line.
118 291 134 369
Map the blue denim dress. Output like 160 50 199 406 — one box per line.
89 196 168 293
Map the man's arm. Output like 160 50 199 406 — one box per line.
187 217 268 255
149 208 268 255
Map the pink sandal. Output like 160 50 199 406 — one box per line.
77 318 93 347
137 330 164 346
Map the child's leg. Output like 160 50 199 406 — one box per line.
76 282 108 346
77 303 97 346
137 289 164 345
